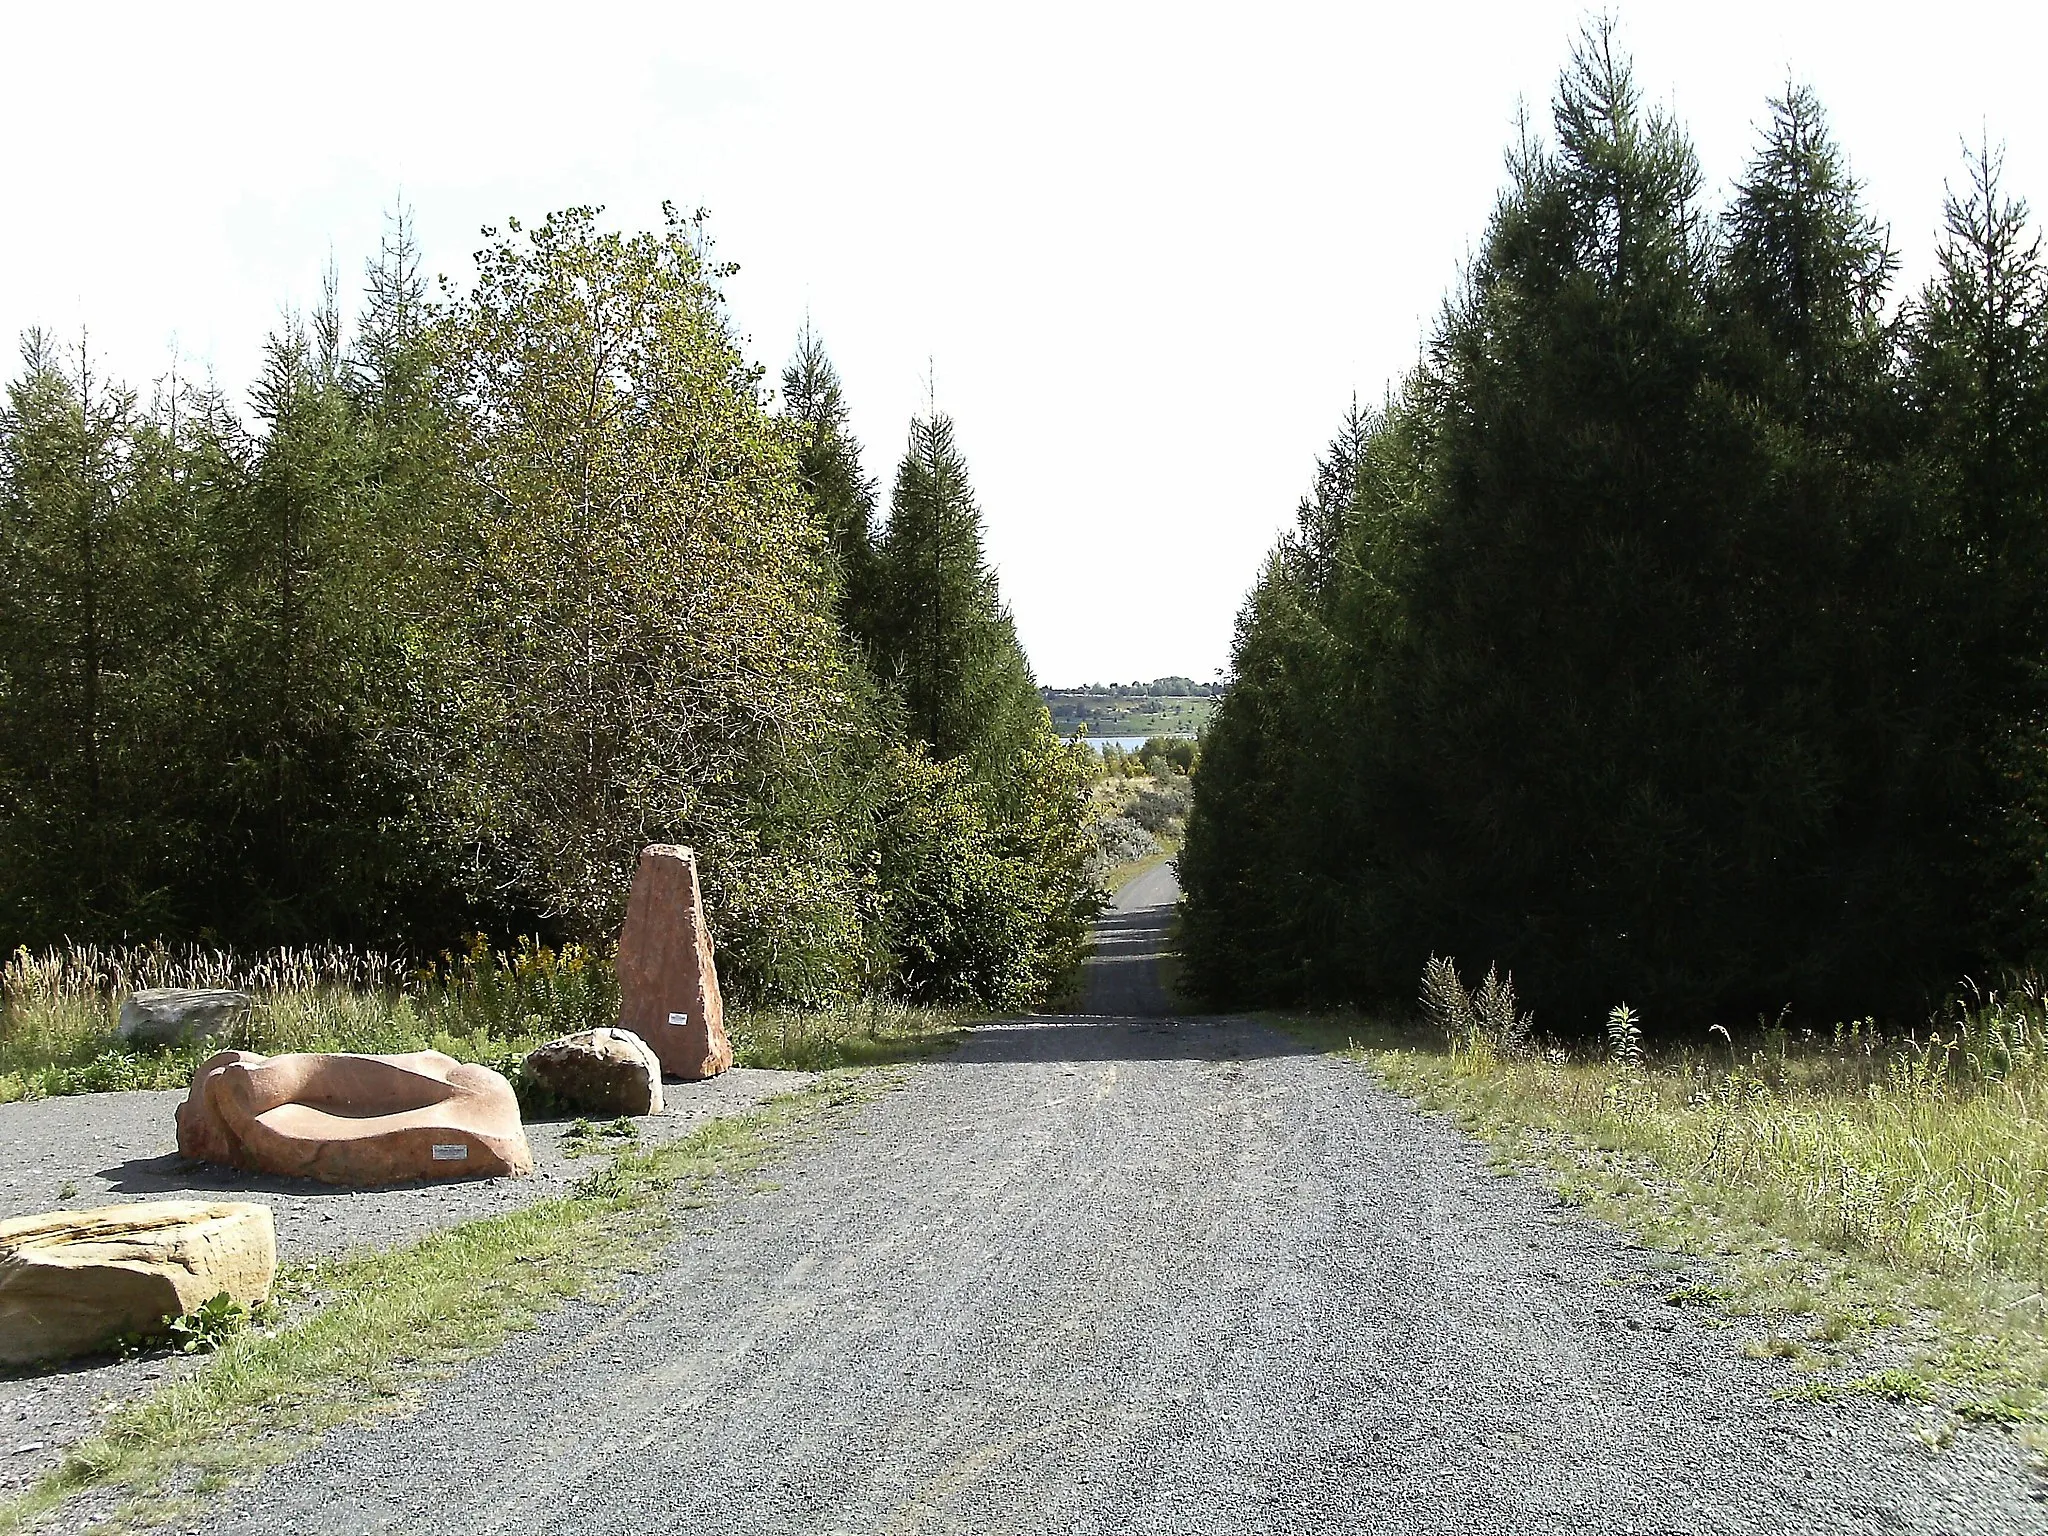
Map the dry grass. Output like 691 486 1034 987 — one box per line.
1286 986 2048 1438
0 938 963 1102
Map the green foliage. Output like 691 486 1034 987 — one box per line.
0 937 602 1104
0 205 1094 1014
437 208 867 1001
867 739 1098 1008
561 1116 639 1156
115 1290 279 1362
0 936 963 1103
1136 736 1199 776
870 414 1044 773
782 323 882 655
1183 23 2048 1031
1606 1004 1644 1068
163 1292 263 1355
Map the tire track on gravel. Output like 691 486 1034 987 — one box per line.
163 868 2044 1534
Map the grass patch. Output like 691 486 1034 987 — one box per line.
0 1068 897 1534
0 938 609 1105
728 997 964 1072
1283 1010 2048 1438
559 1116 640 1155
0 940 963 1104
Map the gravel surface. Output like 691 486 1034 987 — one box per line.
0 1065 809 1496
1084 859 1179 1017
138 869 2045 1534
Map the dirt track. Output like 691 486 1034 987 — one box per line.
152 863 2045 1533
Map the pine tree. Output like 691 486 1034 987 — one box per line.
1182 30 1950 1024
1905 144 2048 962
871 412 1043 771
0 332 173 936
1382 23 1742 1018
781 325 881 653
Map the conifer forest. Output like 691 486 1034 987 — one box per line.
1181 33 2048 1035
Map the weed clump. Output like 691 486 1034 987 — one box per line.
1421 955 1533 1056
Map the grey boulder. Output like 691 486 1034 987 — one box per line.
522 1028 664 1116
116 988 253 1048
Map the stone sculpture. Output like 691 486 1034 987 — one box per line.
616 844 732 1080
0 1200 276 1366
117 987 252 1048
177 1049 534 1186
522 1027 664 1116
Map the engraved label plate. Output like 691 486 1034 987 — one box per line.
431 1143 469 1161
667 1012 689 1028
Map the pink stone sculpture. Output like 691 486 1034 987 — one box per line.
176 1050 534 1186
616 844 732 1080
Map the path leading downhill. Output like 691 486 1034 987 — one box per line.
1082 858 1180 1017
166 864 2042 1534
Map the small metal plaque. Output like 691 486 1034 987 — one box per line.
667 1012 689 1028
431 1143 469 1161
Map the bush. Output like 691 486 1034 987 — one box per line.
868 739 1098 1010
1095 816 1156 868
1139 737 1200 776
1127 776 1191 836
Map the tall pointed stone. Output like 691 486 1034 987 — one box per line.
616 845 732 1080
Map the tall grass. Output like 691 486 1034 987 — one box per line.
1365 976 2048 1286
0 936 616 1104
1295 975 2048 1425
729 996 965 1072
0 936 962 1103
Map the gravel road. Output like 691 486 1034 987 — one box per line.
122 870 2048 1532
0 1066 808 1497
1084 858 1179 1017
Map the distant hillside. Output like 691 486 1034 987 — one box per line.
1043 678 1220 738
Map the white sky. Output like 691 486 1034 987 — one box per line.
4 2 2044 687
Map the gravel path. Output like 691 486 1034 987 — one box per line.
0 1065 809 1497
139 869 2044 1534
1084 858 1178 1017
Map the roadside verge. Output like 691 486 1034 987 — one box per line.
1280 1012 2048 1463
0 1050 945 1533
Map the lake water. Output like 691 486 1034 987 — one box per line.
1065 735 1192 753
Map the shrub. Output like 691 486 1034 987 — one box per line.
1094 816 1157 869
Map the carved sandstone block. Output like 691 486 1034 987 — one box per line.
177 1050 534 1186
616 845 732 1080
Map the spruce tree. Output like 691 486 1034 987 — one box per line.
781 326 881 654
1182 30 1960 1024
871 412 1043 771
0 332 189 938
1905 145 2048 961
